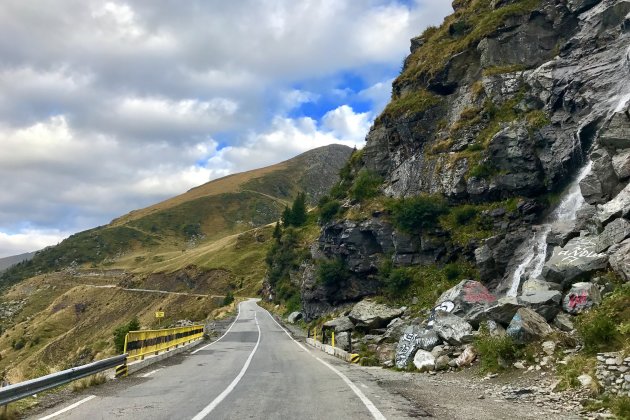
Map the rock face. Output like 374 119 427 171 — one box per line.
562 282 602 314
323 316 354 333
609 239 630 281
507 308 553 344
348 300 404 329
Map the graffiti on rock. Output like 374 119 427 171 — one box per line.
463 282 497 304
427 301 454 328
568 290 589 309
558 238 607 263
395 332 418 369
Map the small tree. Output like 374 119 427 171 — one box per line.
113 317 140 353
281 206 293 226
290 192 307 227
272 221 282 241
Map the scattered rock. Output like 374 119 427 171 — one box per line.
578 374 594 388
287 311 303 324
518 290 562 321
562 282 602 314
506 308 553 344
435 355 451 371
542 341 556 356
413 350 436 372
395 326 441 369
553 312 575 332
455 345 477 367
376 343 396 366
435 280 497 326
334 332 351 351
432 311 474 345
348 300 405 329
483 296 522 325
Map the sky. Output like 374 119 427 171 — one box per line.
0 0 452 258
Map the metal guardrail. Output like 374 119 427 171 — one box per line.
124 325 204 361
0 354 127 406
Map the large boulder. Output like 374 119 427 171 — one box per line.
323 316 354 333
542 236 608 286
598 182 630 225
432 311 474 345
455 345 477 367
483 296 523 325
348 300 405 329
334 332 351 351
394 325 441 369
506 308 553 344
521 278 562 293
376 343 396 366
599 111 630 149
562 282 602 314
595 217 630 253
609 238 630 281
612 149 630 180
435 280 497 326
518 290 562 321
413 350 436 372
287 311 303 324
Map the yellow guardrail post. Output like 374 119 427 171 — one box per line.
332 332 335 348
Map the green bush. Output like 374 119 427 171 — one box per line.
222 291 235 306
452 205 478 225
474 328 522 373
317 258 350 287
382 267 413 296
577 310 620 354
319 199 341 224
350 169 383 201
113 317 140 353
387 195 449 233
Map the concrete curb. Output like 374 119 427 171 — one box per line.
306 338 359 363
106 338 205 378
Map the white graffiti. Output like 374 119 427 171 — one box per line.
558 243 607 263
427 300 455 327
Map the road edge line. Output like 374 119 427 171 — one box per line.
38 395 96 420
263 308 386 420
190 311 261 420
191 301 241 355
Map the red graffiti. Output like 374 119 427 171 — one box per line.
463 282 497 303
568 291 588 309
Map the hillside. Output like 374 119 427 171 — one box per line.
0 144 353 288
0 252 34 273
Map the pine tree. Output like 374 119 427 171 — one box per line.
272 221 282 241
281 205 293 226
290 192 307 227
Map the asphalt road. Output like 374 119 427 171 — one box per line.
31 299 416 420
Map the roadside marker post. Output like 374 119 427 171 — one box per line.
332 332 335 348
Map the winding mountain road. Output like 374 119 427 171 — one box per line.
31 299 416 420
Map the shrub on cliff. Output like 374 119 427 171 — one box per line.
387 195 449 233
113 317 140 353
317 257 350 287
350 169 382 201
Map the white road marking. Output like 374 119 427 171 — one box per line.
38 395 96 420
140 369 161 378
190 305 261 420
192 302 242 354
264 308 387 420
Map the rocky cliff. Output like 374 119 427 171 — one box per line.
277 0 630 320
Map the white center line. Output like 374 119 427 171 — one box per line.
192 302 242 354
190 306 261 420
38 395 96 420
264 308 387 420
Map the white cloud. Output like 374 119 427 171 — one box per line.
0 229 70 257
0 0 453 256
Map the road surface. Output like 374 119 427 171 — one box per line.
31 299 416 420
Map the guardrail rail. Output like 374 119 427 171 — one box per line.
124 325 204 361
0 354 127 406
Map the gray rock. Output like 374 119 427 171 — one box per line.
542 236 608 286
506 308 553 344
598 182 630 225
435 355 451 371
562 282 602 314
482 319 507 337
595 217 630 253
348 300 405 329
609 238 630 281
376 343 396 366
394 325 441 369
435 280 497 327
518 290 562 321
455 345 477 367
612 149 630 180
413 350 436 372
287 311 303 324
323 316 354 333
521 278 562 294
334 332 351 351
600 112 630 149
553 312 575 332
433 311 474 345
567 0 600 13
483 296 523 325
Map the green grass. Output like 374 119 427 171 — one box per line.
482 64 528 76
380 89 442 120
